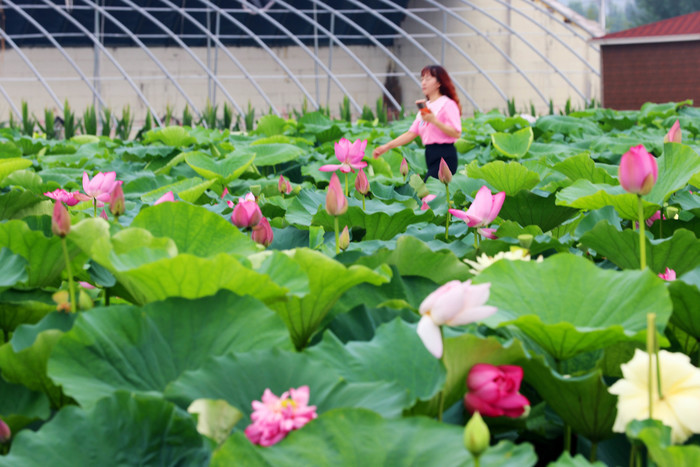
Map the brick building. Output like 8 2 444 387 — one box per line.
592 12 700 110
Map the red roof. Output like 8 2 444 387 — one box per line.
599 11 700 40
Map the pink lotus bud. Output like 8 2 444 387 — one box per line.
400 158 409 177
109 183 125 217
664 120 682 144
51 201 71 237
221 187 229 199
338 225 350 251
325 172 348 216
154 191 175 205
278 175 293 195
231 196 263 229
355 169 369 195
658 267 676 281
251 217 274 247
0 419 10 444
438 158 452 184
420 194 437 211
464 364 530 418
618 145 658 195
99 209 109 220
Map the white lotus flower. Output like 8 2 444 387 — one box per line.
464 247 542 275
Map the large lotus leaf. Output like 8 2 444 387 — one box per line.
0 190 45 220
0 141 22 158
265 248 390 349
0 377 50 433
556 179 659 221
646 143 700 203
522 357 617 442
0 330 65 407
552 153 617 185
11 311 77 352
239 143 305 167
143 125 197 147
211 409 536 467
549 452 606 467
0 220 84 288
0 157 32 183
249 251 310 298
165 348 411 424
185 150 255 183
305 319 445 404
535 115 603 138
474 254 672 361
491 127 534 158
498 190 579 233
130 202 259 257
48 291 290 407
579 222 700 274
140 177 216 204
0 289 55 341
465 160 540 196
114 144 175 160
254 114 286 136
668 279 700 340
0 391 210 467
0 247 27 291
627 419 700 467
354 235 472 283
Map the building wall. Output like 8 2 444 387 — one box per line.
601 41 700 110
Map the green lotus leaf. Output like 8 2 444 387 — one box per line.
254 114 287 136
0 247 28 290
114 144 175 160
474 254 673 361
549 452 606 467
211 409 537 467
238 143 305 167
556 179 659 221
131 202 259 257
579 222 700 275
0 190 45 220
165 348 411 422
491 127 533 159
466 160 540 195
0 377 50 434
48 291 290 407
626 419 700 467
668 279 700 341
552 153 617 185
0 157 32 183
498 190 580 233
143 125 197 147
647 142 700 204
0 289 55 342
535 115 603 138
266 248 390 349
140 176 216 204
0 392 209 467
185 150 255 183
0 141 22 158
11 311 77 352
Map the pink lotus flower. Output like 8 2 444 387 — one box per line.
658 267 676 281
278 175 293 195
81 171 119 203
420 194 436 211
51 201 71 237
99 209 109 220
449 186 505 239
417 280 497 358
664 120 682 144
0 419 10 444
319 138 367 173
251 217 274 246
221 187 229 199
355 168 369 195
464 364 530 418
438 158 452 184
154 191 175 205
325 173 348 216
400 158 409 177
231 192 263 229
244 386 318 447
619 145 658 195
79 281 96 289
44 188 80 207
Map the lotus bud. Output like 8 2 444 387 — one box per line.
278 175 293 195
109 183 125 217
251 217 274 247
338 226 350 251
99 209 109 221
664 120 682 144
221 187 229 199
325 173 348 216
0 419 10 444
438 158 452 184
618 145 658 195
232 197 263 229
518 234 533 250
463 412 489 458
355 168 369 195
400 158 409 177
51 201 71 237
154 191 175 205
665 206 679 220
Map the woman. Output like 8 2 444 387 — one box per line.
372 65 462 179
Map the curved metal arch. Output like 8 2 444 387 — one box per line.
220 0 363 113
519 0 601 53
0 28 64 113
0 83 22 121
453 0 589 101
81 0 203 119
160 0 288 115
38 0 163 126
116 0 245 121
490 0 599 75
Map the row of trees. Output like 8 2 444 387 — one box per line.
567 0 700 32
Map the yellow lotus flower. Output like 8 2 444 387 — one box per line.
608 349 700 444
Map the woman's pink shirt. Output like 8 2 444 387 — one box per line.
408 95 461 144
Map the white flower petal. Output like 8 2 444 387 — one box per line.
416 316 443 359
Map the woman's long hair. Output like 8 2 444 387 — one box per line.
421 65 462 115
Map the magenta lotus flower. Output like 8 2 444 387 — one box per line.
421 194 436 211
449 186 505 239
44 188 80 207
658 267 676 281
82 171 119 203
325 173 348 216
355 168 369 195
417 280 497 358
154 191 175 205
51 201 71 237
438 158 452 184
231 192 263 229
278 175 293 195
319 138 368 173
619 145 658 195
244 386 318 447
251 217 274 246
464 364 530 418
664 120 682 144
645 210 664 228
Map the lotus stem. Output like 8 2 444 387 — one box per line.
334 216 340 256
61 237 77 313
344 172 349 197
437 327 446 422
444 183 451 240
474 231 480 250
93 199 97 218
362 194 365 211
590 442 598 463
563 424 571 454
637 195 646 270
646 313 655 418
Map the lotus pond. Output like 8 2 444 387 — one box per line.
0 101 699 466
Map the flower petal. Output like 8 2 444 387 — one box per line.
416 315 443 358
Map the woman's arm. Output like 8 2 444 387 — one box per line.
422 111 461 139
372 131 419 158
